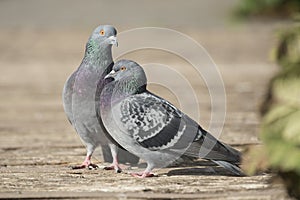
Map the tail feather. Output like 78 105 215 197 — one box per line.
184 126 244 176
212 160 244 176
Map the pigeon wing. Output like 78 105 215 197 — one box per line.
116 92 190 151
62 69 78 125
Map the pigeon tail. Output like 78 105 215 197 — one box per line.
211 160 244 176
184 126 244 176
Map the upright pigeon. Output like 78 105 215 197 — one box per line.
100 59 243 178
62 25 138 171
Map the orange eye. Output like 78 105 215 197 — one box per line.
100 30 105 35
120 66 126 71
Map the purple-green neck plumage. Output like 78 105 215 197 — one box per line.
82 38 113 69
102 60 148 104
115 77 147 96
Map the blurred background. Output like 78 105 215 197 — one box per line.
0 0 299 198
0 0 280 145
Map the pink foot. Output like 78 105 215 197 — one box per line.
71 156 98 170
103 163 123 173
130 172 155 178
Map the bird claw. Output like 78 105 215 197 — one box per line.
70 163 99 170
130 172 155 178
87 163 99 170
103 164 122 173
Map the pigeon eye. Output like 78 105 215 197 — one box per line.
100 30 105 35
120 66 126 71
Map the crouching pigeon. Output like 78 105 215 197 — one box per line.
62 25 139 172
99 59 243 178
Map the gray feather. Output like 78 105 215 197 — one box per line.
212 160 244 176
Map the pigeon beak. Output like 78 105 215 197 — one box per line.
108 35 118 47
105 70 116 79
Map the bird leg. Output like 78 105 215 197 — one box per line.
103 144 122 173
71 154 98 170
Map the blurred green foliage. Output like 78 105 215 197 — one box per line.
244 25 300 199
276 26 300 69
234 0 300 18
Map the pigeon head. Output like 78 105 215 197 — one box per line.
105 59 147 94
91 25 118 46
85 25 118 57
